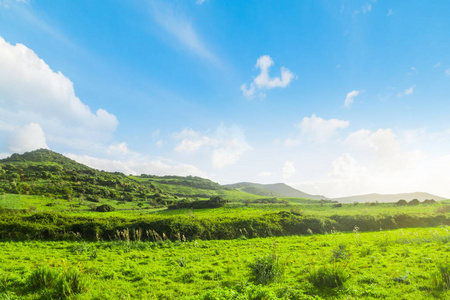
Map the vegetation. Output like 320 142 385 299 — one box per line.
1 227 450 299
2 149 450 298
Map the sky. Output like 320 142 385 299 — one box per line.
1 0 450 198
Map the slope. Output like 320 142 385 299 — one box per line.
225 182 327 200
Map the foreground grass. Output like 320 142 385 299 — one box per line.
1 227 450 299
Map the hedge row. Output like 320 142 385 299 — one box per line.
0 210 449 241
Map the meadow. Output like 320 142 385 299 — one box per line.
2 150 450 299
1 226 450 299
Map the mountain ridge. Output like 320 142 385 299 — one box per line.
331 192 446 203
225 182 328 200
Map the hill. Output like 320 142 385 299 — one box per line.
332 192 446 203
225 182 327 200
0 149 259 211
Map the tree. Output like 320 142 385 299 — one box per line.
396 199 408 206
408 199 420 206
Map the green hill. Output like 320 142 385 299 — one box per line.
0 149 259 211
225 182 328 200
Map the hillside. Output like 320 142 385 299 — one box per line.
225 182 327 200
0 149 259 211
332 192 446 203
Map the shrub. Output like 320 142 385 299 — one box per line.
408 199 420 206
423 199 436 205
95 204 115 212
249 254 284 285
396 199 408 206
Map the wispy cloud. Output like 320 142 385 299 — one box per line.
397 86 415 97
196 0 207 4
354 2 372 15
149 1 217 64
445 69 450 76
241 55 295 98
344 90 360 108
386 9 393 16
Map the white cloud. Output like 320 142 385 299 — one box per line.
106 142 130 156
298 114 349 144
397 86 414 97
173 124 252 168
6 123 48 153
66 153 208 178
196 0 207 4
0 37 118 152
156 140 164 148
240 83 256 98
344 90 360 107
445 69 450 76
282 161 295 178
386 9 393 16
149 1 216 63
242 55 295 98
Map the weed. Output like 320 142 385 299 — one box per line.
249 254 284 285
56 267 90 297
26 264 89 298
431 261 450 290
27 265 58 290
393 270 410 284
331 244 350 262
307 263 349 288
175 257 187 267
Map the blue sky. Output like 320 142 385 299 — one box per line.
1 0 450 197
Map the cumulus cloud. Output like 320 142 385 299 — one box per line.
282 161 295 178
397 86 414 97
344 90 360 107
291 127 434 198
241 55 295 98
173 124 252 168
174 128 218 152
66 153 208 178
299 114 349 144
6 123 48 153
0 36 118 152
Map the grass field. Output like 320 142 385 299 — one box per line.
1 227 450 299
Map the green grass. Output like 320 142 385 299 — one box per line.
1 227 450 299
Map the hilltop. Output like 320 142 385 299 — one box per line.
225 182 327 200
0 149 260 211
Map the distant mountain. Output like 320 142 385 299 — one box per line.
332 192 446 203
225 182 328 200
